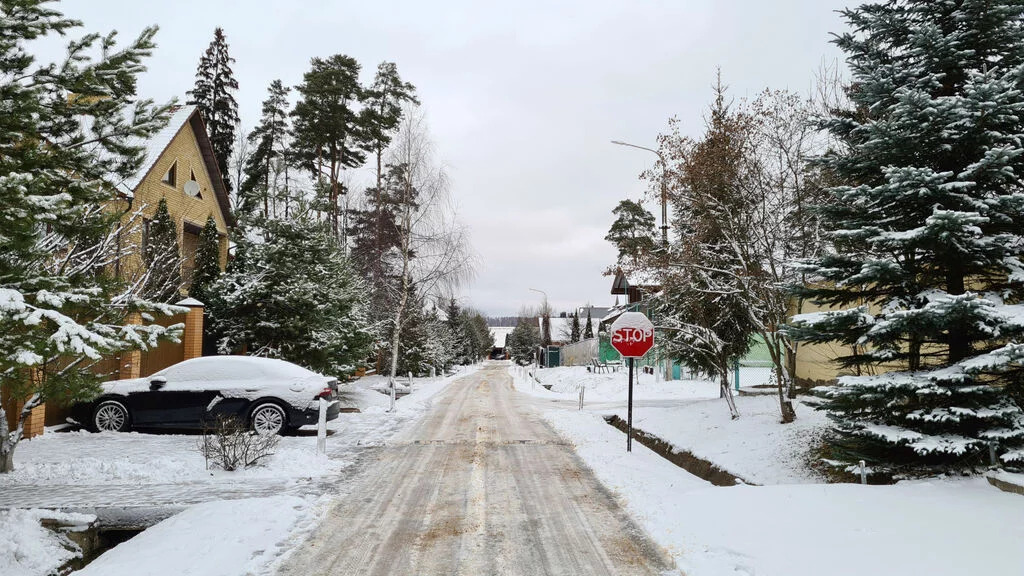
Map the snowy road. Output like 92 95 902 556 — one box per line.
277 363 675 575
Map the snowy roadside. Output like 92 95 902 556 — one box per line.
523 366 1024 576
72 495 319 576
514 365 827 484
1 365 478 576
545 406 1024 576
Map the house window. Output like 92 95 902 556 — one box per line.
161 161 177 187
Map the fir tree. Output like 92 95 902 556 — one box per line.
789 0 1024 472
240 80 290 220
188 216 221 306
187 27 239 193
583 309 594 340
508 317 541 365
570 311 582 343
605 200 657 269
291 55 367 237
207 214 372 377
0 1 182 472
144 198 183 303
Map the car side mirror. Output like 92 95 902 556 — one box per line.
149 376 167 390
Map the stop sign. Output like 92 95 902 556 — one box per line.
609 312 655 358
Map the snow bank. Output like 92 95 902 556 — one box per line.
0 508 94 576
73 496 311 576
547 410 1024 576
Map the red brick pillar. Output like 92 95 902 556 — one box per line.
177 298 205 360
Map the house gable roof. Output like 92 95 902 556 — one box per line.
117 105 234 227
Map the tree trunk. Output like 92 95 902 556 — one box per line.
719 359 740 419
0 404 12 473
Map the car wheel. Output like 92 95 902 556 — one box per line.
250 402 287 435
93 400 130 432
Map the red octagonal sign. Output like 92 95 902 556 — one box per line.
609 312 655 358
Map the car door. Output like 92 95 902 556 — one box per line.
129 361 221 428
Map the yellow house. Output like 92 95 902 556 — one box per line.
114 104 234 283
17 105 236 433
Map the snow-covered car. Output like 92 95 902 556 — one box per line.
71 356 341 435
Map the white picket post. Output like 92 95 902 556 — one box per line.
317 398 327 455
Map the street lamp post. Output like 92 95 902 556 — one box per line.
611 140 668 249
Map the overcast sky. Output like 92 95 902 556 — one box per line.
52 0 851 317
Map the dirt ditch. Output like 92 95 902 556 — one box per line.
602 414 754 486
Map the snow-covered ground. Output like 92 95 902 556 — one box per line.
522 366 1024 576
0 509 94 576
72 495 317 576
516 365 827 483
1 365 476 576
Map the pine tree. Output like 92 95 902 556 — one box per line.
240 80 290 220
291 55 367 237
605 200 657 269
361 62 418 194
207 214 372 377
188 216 220 306
789 0 1024 473
583 309 594 340
0 1 182 472
145 198 183 303
570 311 581 343
187 27 239 193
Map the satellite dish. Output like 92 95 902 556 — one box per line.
184 180 201 198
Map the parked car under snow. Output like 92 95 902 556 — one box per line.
70 356 342 435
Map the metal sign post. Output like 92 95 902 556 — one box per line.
609 312 655 453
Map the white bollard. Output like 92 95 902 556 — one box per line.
859 460 867 484
578 386 585 410
317 398 328 455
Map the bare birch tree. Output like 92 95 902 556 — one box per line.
383 107 474 408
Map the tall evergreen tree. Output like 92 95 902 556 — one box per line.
789 0 1024 472
207 214 372 376
291 55 367 237
605 200 657 269
570 311 581 343
508 317 541 366
188 216 221 306
583 309 594 340
0 1 182 472
240 80 291 220
144 198 183 303
361 62 418 193
187 27 239 193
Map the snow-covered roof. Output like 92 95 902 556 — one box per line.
538 317 573 344
114 106 197 195
490 326 515 348
106 105 234 227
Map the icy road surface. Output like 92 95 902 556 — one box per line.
277 363 675 575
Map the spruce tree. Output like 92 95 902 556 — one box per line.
145 198 183 303
570 311 582 343
189 216 221 306
583 309 594 340
0 1 181 472
789 0 1024 473
240 80 290 219
207 214 372 376
187 27 239 192
508 317 541 365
